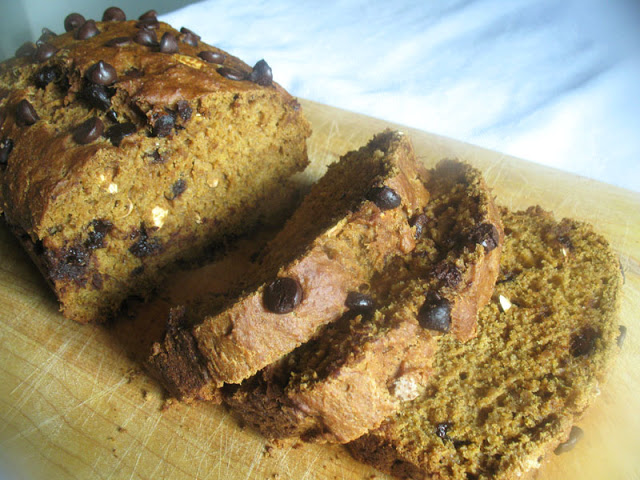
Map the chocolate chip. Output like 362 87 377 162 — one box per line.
64 13 85 32
179 28 200 47
435 422 452 440
159 32 179 53
217 67 246 81
86 60 117 85
34 65 62 89
37 28 57 44
34 43 58 62
345 292 375 312
46 245 90 283
248 59 273 86
554 426 584 455
418 293 451 333
198 50 225 64
75 20 100 40
85 219 113 250
15 42 36 58
73 117 104 144
106 110 118 123
432 262 462 288
469 222 500 253
570 325 599 357
617 325 627 348
410 213 428 239
0 110 5 127
16 99 39 126
139 10 158 21
102 7 126 21
176 100 192 121
366 186 402 210
136 18 159 29
147 148 165 164
105 36 132 47
124 67 144 78
263 277 303 314
105 122 136 147
169 179 187 199
134 29 158 46
129 227 162 257
151 112 175 137
80 83 113 110
0 139 14 167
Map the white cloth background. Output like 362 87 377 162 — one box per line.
162 0 640 192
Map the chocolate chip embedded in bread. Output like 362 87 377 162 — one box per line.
554 426 584 455
198 51 225 64
159 33 179 54
263 277 303 314
34 65 62 89
469 222 500 252
248 59 273 87
129 227 162 257
167 179 187 200
75 20 100 41
617 325 627 348
105 36 132 47
80 83 113 110
73 117 104 144
366 186 402 210
217 67 246 81
176 100 192 121
86 61 117 86
16 99 39 126
84 219 113 250
106 110 118 123
64 13 85 32
134 29 158 46
410 213 428 239
105 122 136 147
151 112 176 137
102 7 126 21
0 139 14 167
435 422 452 440
34 43 58 62
570 325 599 357
418 293 451 333
432 262 462 288
15 42 36 58
37 28 57 44
345 292 375 312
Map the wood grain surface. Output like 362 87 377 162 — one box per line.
1 99 639 480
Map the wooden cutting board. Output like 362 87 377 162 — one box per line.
0 99 638 480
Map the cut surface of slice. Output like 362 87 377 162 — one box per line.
348 206 623 480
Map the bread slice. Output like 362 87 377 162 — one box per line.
0 16 310 322
147 130 430 401
224 160 504 443
349 206 623 480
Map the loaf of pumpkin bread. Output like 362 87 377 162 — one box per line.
147 130 430 402
0 9 311 323
223 160 504 443
349 206 623 480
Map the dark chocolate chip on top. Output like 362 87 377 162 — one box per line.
554 426 584 455
366 186 402 210
105 36 132 47
134 29 158 46
15 42 37 58
248 59 273 86
102 7 126 21
73 117 104 144
34 43 58 62
139 10 158 21
263 277 303 314
86 60 117 85
198 51 225 64
105 122 137 147
75 20 100 41
64 13 85 32
16 99 39 126
217 67 246 81
159 32 179 53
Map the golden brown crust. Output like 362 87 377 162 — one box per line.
0 18 311 322
148 130 430 400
